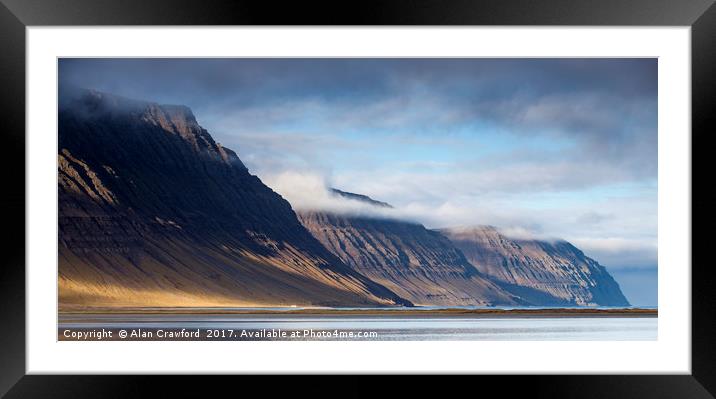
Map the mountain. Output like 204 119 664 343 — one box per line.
299 190 629 307
297 209 520 306
441 226 630 306
58 89 411 309
330 188 393 208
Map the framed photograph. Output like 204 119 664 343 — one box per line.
1 0 713 397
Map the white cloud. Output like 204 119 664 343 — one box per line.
263 171 401 218
570 237 658 269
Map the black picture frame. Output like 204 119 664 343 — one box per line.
0 0 713 397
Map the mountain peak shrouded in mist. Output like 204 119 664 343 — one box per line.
60 88 249 171
330 188 394 208
441 226 630 306
58 88 411 309
297 190 629 307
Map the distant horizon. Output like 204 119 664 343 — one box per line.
59 58 658 306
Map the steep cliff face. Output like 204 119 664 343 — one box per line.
298 211 519 306
58 90 410 309
441 226 630 306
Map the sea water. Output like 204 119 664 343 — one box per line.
58 312 657 341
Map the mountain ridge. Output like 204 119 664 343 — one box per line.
58 89 411 309
305 190 630 307
330 188 394 208
441 226 630 306
297 211 521 306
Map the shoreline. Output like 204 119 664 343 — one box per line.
58 307 658 318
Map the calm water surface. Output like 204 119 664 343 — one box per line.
59 313 657 341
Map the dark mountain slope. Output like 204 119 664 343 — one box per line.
58 90 410 309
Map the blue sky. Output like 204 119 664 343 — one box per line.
59 58 658 306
